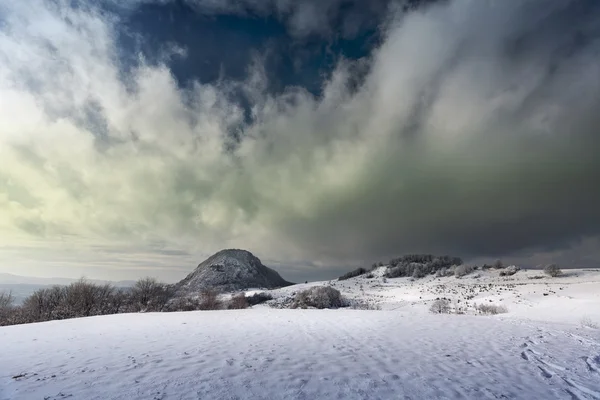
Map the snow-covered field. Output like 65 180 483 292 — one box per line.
2 269 600 400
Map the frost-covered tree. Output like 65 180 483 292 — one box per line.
430 299 450 314
544 264 562 277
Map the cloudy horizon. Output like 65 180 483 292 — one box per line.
1 0 600 283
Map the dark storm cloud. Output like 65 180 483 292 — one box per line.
1 0 600 281
116 0 389 96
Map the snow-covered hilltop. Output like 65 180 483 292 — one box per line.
267 266 600 324
1 267 600 400
173 249 292 296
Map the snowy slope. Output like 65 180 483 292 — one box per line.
2 269 600 400
268 268 600 324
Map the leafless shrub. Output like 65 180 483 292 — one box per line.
228 293 249 309
544 264 562 277
581 316 598 329
292 286 344 309
493 260 504 269
198 288 221 310
165 297 203 312
346 299 381 310
430 299 451 314
475 303 508 315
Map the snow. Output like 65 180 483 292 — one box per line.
2 269 600 400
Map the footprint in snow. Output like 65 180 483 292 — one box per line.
538 366 553 379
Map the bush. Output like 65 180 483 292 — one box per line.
198 288 221 310
499 265 520 277
581 316 598 329
165 297 203 312
454 264 474 278
246 292 273 306
339 267 368 280
430 299 451 314
346 299 382 310
544 264 562 277
475 303 508 315
228 293 249 309
292 286 344 309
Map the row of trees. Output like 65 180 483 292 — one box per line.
0 277 273 327
337 255 465 281
0 278 172 326
385 254 464 279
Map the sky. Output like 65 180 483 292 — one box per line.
1 0 600 284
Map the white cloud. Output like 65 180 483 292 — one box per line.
1 0 600 280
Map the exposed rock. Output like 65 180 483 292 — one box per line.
173 249 292 296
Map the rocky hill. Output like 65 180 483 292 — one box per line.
173 249 292 296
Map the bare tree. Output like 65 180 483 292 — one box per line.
130 277 171 312
106 288 130 314
0 291 14 326
21 286 65 322
62 278 110 317
0 291 13 309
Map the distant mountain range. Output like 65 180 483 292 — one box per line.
0 273 135 287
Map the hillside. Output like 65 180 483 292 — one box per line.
1 268 599 399
173 249 292 296
267 267 600 323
